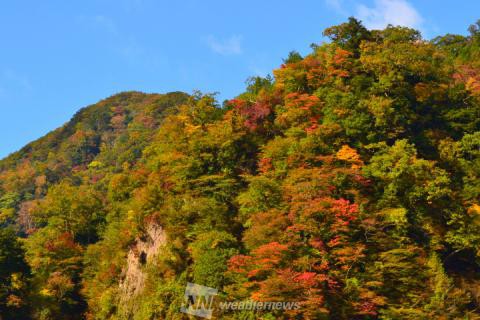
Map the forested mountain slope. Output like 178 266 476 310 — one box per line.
1 19 480 319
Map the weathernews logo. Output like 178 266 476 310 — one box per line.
180 282 218 319
180 282 300 319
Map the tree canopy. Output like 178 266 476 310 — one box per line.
1 18 480 319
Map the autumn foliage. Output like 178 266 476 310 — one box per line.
0 19 480 319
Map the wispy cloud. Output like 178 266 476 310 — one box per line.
324 0 424 30
325 0 348 15
357 0 423 30
206 35 243 55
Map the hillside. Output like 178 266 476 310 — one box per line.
1 18 480 319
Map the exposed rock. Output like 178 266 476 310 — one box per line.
118 223 166 313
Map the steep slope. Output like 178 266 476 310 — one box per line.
1 19 480 320
0 91 189 230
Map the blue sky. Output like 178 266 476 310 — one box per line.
0 0 478 158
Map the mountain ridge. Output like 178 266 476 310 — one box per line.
0 91 189 168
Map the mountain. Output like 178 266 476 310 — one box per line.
1 18 480 319
0 91 189 172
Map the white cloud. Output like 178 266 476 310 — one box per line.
325 0 348 15
206 35 243 55
356 0 423 30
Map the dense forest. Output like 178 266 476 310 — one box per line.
1 18 480 319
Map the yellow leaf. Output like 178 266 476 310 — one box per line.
336 145 361 163
468 204 480 215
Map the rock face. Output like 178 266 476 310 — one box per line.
118 224 166 313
